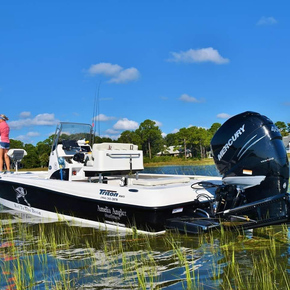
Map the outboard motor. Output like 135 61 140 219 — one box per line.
211 111 289 224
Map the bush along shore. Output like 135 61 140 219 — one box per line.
143 156 215 167
145 153 290 167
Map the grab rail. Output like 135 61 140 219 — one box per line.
106 153 141 174
106 153 140 158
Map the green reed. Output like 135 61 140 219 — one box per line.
1 216 290 289
201 225 290 290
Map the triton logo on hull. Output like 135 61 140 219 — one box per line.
218 124 245 161
99 189 119 197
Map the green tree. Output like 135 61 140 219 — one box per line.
176 127 191 159
164 133 178 146
209 123 221 136
36 141 51 167
136 120 163 159
22 144 40 168
94 136 114 143
39 153 49 168
9 139 24 149
42 135 55 147
175 126 212 159
195 127 211 158
118 130 141 148
101 137 114 143
275 121 288 136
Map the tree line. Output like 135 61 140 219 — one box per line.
9 119 289 168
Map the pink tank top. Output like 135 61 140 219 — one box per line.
0 121 10 143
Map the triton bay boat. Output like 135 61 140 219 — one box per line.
0 111 289 234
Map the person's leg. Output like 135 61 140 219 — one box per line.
4 149 10 171
0 148 4 171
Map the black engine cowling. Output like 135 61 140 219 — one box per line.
211 111 289 208
166 112 290 233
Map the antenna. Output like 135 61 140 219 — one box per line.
92 81 101 139
97 81 101 137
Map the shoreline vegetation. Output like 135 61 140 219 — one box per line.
144 153 290 166
18 157 216 172
9 117 290 170
145 153 290 167
16 153 290 171
143 157 215 167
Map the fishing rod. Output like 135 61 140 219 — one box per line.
92 81 101 139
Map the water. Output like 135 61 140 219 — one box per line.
1 164 290 289
143 164 220 176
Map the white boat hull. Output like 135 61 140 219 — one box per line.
0 173 220 234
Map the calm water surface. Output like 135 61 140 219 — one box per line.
143 164 220 176
0 164 290 289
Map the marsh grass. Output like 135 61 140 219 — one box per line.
1 216 290 289
201 225 290 289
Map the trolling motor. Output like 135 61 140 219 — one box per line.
211 111 289 227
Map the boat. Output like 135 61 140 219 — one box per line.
0 111 289 234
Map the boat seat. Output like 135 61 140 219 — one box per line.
7 149 27 162
131 177 190 186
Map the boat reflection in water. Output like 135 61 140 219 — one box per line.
1 203 290 289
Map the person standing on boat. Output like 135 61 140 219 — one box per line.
0 114 11 173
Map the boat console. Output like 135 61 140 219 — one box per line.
84 143 143 176
48 122 144 182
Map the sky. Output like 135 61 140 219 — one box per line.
1 0 290 144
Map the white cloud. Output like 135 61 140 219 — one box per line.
161 132 167 138
86 62 140 84
105 128 120 134
19 111 31 118
27 131 40 137
15 131 40 143
15 135 30 141
33 114 58 125
179 94 204 103
172 129 179 133
88 63 122 76
168 47 229 64
94 114 116 122
109 68 140 84
113 118 139 130
9 113 59 130
257 16 277 26
217 113 232 119
153 120 162 127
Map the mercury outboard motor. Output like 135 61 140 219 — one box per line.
211 111 289 225
167 111 290 234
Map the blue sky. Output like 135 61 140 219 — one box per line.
1 0 290 144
